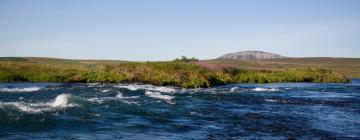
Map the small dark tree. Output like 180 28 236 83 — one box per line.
174 56 199 62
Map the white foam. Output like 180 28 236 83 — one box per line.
0 92 142 113
115 92 139 99
115 84 177 93
114 85 140 91
153 86 177 93
252 87 280 92
51 94 79 108
181 88 215 94
0 94 88 113
101 89 111 93
264 99 279 103
86 97 104 104
0 102 49 113
0 87 42 92
230 87 239 92
15 102 42 112
115 93 124 98
87 92 139 104
145 91 174 104
86 83 103 87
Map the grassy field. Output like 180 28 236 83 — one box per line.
0 57 353 88
206 57 360 78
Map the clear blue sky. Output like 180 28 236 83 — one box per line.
1 0 359 61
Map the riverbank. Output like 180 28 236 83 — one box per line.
0 59 350 88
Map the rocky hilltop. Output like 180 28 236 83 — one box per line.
219 51 285 60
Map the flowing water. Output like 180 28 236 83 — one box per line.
0 80 359 139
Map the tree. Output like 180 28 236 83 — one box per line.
174 56 199 62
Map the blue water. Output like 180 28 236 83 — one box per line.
0 80 359 139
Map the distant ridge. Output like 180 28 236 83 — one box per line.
219 51 285 60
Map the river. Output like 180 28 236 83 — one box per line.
1 80 359 139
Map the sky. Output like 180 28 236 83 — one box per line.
0 0 360 61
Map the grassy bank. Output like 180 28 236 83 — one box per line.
0 58 350 88
207 57 360 78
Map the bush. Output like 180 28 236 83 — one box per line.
174 56 199 62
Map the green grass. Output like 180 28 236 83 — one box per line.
207 57 360 78
0 57 350 88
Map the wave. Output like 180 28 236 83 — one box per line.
264 99 279 103
115 92 139 99
115 84 177 93
86 83 104 87
230 87 239 92
0 87 42 92
0 92 142 114
87 92 139 105
252 87 280 92
114 84 139 91
181 87 230 94
0 102 51 113
180 88 203 94
145 91 175 104
0 94 87 113
51 94 84 108
101 89 111 93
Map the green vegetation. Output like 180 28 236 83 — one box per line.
231 68 349 83
0 58 350 88
210 57 360 78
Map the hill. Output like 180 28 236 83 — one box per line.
219 51 285 60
